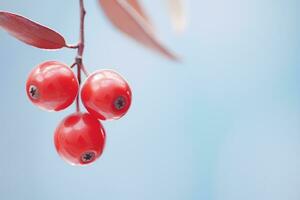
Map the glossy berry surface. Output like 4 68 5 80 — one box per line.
26 61 79 111
54 112 106 166
81 70 132 120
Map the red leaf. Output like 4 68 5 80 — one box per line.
127 0 152 28
0 11 66 49
98 0 179 61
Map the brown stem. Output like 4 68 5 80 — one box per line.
70 62 77 68
81 64 89 77
78 0 86 59
75 0 87 112
76 61 81 112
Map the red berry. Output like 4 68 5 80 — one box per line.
81 70 132 120
26 61 79 111
54 112 106 166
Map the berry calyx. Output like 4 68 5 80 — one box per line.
81 70 132 120
54 112 106 166
26 61 79 111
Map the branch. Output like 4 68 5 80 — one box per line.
75 0 88 112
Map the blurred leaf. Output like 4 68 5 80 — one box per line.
98 0 179 61
0 11 66 49
127 0 153 28
167 0 187 33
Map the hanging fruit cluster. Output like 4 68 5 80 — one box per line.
0 0 183 165
26 61 131 165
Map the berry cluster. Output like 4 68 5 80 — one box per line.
0 0 179 166
26 61 132 165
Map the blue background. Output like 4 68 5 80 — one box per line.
1 0 300 199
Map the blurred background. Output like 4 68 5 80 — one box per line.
0 0 300 199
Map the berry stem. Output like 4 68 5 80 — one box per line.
76 61 81 112
78 0 86 61
75 0 87 112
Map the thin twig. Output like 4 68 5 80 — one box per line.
75 0 87 112
70 62 77 68
78 0 86 58
76 60 82 112
81 64 90 77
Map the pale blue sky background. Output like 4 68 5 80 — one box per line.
0 0 300 200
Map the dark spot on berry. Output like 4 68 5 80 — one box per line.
81 151 95 163
29 85 39 99
114 96 126 110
